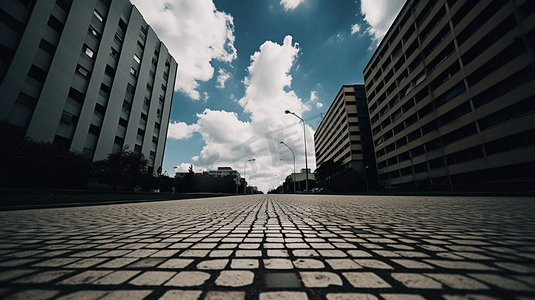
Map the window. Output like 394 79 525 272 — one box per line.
60 111 77 125
100 83 111 95
88 25 100 39
133 54 141 64
27 65 47 82
114 33 123 44
39 39 56 55
134 144 142 153
89 124 101 135
110 47 119 58
119 118 128 127
68 87 85 103
15 93 37 108
104 64 115 77
76 64 90 78
122 100 132 111
137 41 145 50
93 10 104 22
118 19 127 32
146 83 153 91
140 113 147 121
47 15 64 33
130 67 137 77
126 83 135 95
94 103 106 117
82 44 94 59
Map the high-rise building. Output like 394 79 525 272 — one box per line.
363 0 535 189
0 0 178 174
314 85 378 188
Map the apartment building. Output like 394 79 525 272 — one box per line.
314 85 378 188
363 0 535 188
0 0 178 174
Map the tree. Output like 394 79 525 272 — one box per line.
314 159 367 193
90 150 149 190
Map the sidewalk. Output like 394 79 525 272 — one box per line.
0 194 534 299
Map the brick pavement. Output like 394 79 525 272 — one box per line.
0 195 534 300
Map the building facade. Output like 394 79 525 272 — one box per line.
363 0 535 188
208 167 240 178
314 85 378 188
0 0 178 174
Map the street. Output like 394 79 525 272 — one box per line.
0 194 534 299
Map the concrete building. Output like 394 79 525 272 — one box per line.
363 0 535 189
314 85 378 188
0 0 178 174
208 167 240 178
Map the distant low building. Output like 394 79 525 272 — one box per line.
208 167 240 178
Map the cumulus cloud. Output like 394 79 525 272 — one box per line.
360 0 405 42
131 0 237 100
216 68 231 88
169 36 316 192
351 23 361 35
167 121 200 139
280 0 304 11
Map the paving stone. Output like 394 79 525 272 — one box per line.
214 270 254 287
300 272 343 287
380 294 427 300
469 274 534 291
264 258 294 269
441 294 499 300
391 259 435 269
92 271 140 285
97 258 138 268
231 259 259 269
58 270 112 285
32 258 81 267
267 249 289 257
209 250 234 257
293 258 325 269
3 289 60 300
13 270 74 283
205 291 246 300
128 271 175 286
326 294 379 300
318 250 347 257
346 250 372 257
342 272 391 288
293 250 319 257
150 250 180 257
99 290 153 300
0 269 38 281
354 259 393 269
159 290 202 300
425 274 489 290
424 260 498 271
165 271 211 287
55 290 108 300
391 273 442 289
325 259 362 270
235 250 263 257
196 259 228 270
127 258 166 268
259 291 308 300
494 262 535 273
179 250 210 257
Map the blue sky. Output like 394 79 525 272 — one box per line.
130 0 405 192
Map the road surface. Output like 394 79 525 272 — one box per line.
1 194 534 299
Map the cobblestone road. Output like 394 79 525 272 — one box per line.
1 195 535 300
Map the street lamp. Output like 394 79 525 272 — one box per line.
280 141 296 194
285 110 309 193
364 165 369 192
244 159 255 194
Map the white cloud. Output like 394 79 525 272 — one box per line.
167 121 200 139
351 23 361 35
316 102 323 109
216 68 231 88
360 0 405 42
131 0 237 100
280 0 304 11
170 36 317 192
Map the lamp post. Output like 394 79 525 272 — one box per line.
285 110 309 193
280 141 296 194
244 159 255 194
364 165 369 192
